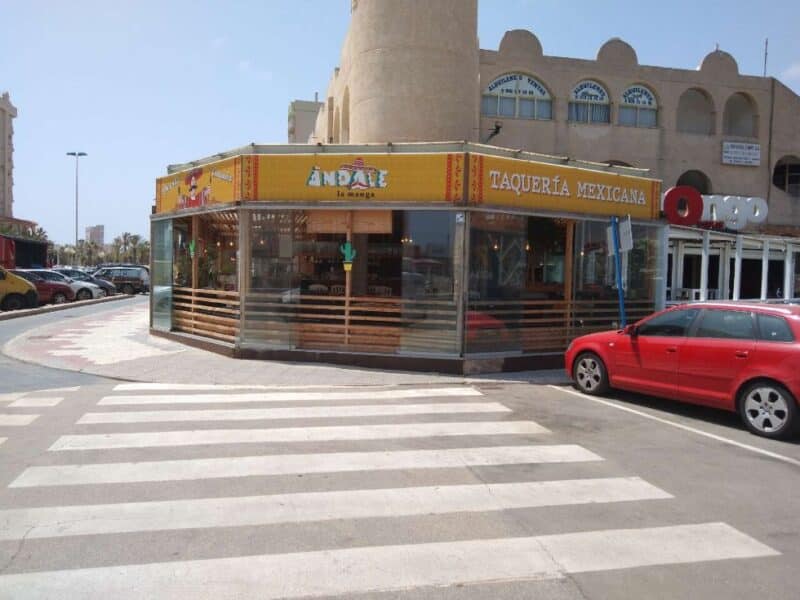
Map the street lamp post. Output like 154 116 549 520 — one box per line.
66 151 87 266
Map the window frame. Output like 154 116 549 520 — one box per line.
568 80 611 125
618 85 658 128
481 73 553 121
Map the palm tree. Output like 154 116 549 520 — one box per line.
138 240 151 265
120 232 132 262
111 236 123 263
129 234 142 263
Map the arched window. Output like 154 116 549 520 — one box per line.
676 170 712 195
481 73 552 120
676 88 715 135
723 92 757 137
568 80 610 124
772 156 800 198
619 84 657 128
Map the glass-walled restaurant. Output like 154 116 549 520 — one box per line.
151 144 664 372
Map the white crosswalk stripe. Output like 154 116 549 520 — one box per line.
0 477 671 540
76 401 512 424
11 444 601 487
0 524 778 599
97 386 483 405
0 382 779 598
0 414 39 426
8 397 63 408
51 420 549 450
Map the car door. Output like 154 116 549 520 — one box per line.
677 308 756 409
612 308 700 399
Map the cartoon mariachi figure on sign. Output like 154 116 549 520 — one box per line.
178 168 210 209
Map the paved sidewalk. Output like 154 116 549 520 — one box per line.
2 300 569 386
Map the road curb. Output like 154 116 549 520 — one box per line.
0 294 136 321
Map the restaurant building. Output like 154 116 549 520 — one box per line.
151 143 663 372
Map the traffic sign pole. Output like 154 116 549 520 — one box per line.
611 216 627 328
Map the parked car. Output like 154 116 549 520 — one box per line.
93 266 149 295
54 268 117 296
0 266 38 311
565 302 800 439
11 270 75 305
23 269 104 300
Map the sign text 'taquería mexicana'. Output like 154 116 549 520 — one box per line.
488 169 646 205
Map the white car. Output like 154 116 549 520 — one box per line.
26 269 105 301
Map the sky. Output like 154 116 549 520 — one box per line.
2 0 798 245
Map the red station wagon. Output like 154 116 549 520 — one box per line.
565 302 800 439
11 269 75 305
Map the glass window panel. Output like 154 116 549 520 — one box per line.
638 308 699 337
150 219 172 332
639 108 658 128
618 106 637 127
499 97 516 117
695 309 754 339
518 98 535 118
481 95 497 116
590 103 610 123
536 99 552 120
568 102 586 122
757 314 794 342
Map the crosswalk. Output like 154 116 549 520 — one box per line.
0 386 73 428
0 382 780 598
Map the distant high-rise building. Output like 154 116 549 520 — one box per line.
0 92 17 218
288 97 324 143
85 224 104 246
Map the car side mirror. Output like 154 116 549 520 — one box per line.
624 324 638 337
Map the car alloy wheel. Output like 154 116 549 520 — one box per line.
573 352 609 395
98 289 107 298
77 289 92 301
1 294 24 311
740 382 797 439
122 284 135 295
52 293 67 304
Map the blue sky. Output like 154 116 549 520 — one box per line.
2 0 798 244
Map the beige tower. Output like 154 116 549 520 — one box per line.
0 92 17 218
329 0 479 144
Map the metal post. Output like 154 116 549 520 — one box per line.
699 230 710 301
760 239 770 300
733 235 743 300
784 244 794 300
66 151 87 266
611 217 626 328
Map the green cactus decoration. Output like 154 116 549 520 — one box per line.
339 241 357 262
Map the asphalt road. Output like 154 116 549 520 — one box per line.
0 303 798 599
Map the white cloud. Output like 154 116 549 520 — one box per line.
782 62 800 82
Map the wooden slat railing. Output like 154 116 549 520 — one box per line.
243 292 458 354
172 287 240 343
466 298 655 354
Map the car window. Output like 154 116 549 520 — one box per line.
756 314 795 342
637 308 699 337
693 309 754 340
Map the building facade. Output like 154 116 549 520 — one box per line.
288 99 324 143
0 92 17 219
85 224 105 246
305 0 800 305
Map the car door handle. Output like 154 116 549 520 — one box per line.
735 351 749 358
665 347 678 353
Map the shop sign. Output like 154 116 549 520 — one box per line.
485 73 550 98
572 81 608 102
622 86 656 107
156 157 239 213
246 153 464 204
721 141 761 166
662 186 768 230
469 154 659 220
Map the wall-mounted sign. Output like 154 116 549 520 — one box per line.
156 157 240 213
621 85 656 107
722 141 761 167
485 73 550 98
571 80 608 102
662 186 768 230
469 154 660 220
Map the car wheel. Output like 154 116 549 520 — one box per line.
1 294 25 311
122 284 135 295
738 381 798 439
573 352 610 395
97 289 107 298
76 289 92 301
52 292 68 304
